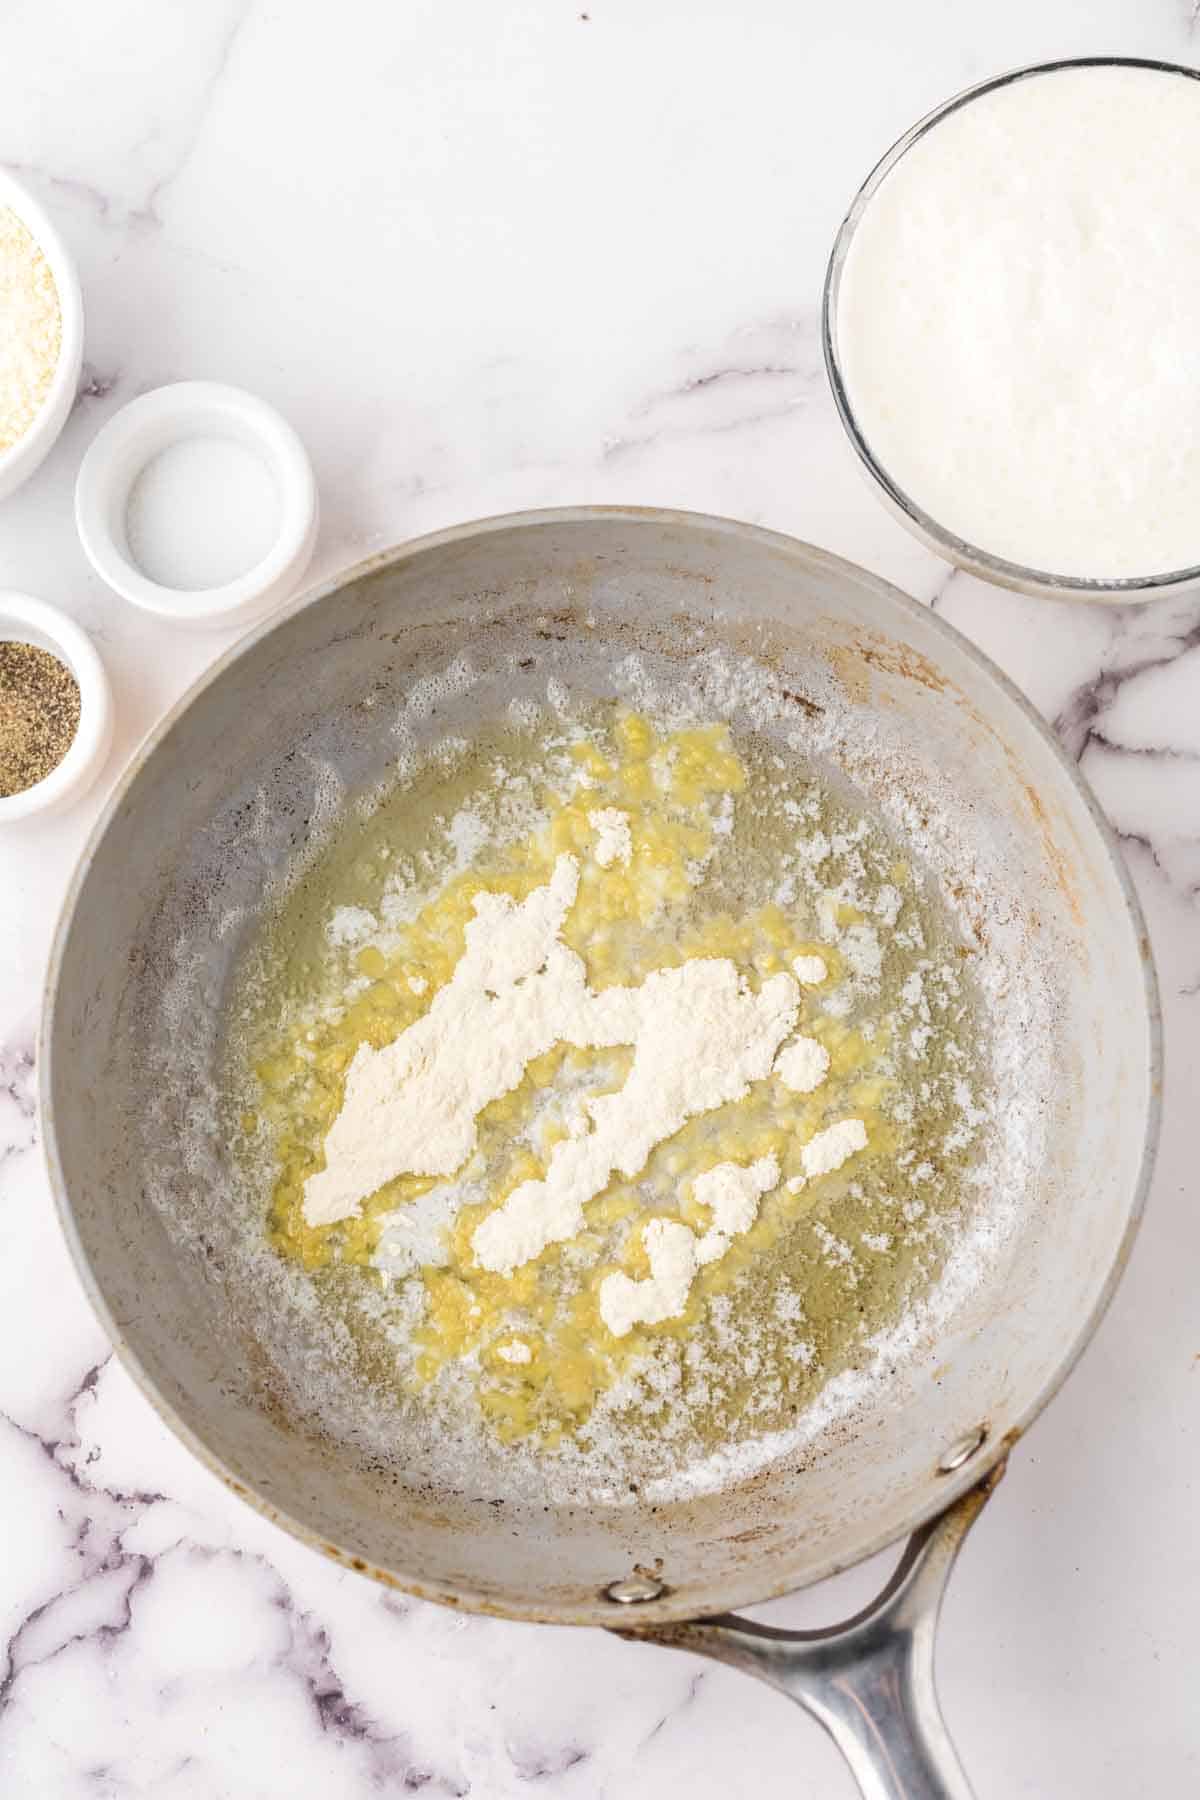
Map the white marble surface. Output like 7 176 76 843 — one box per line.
2 4 1198 1794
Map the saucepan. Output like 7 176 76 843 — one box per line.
43 509 1159 1798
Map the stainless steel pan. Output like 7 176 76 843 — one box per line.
43 509 1159 1798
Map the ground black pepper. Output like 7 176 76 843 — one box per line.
0 639 81 798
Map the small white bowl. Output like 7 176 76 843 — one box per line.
0 593 113 822
75 382 318 630
0 168 84 503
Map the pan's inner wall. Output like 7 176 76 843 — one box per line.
47 516 1152 1622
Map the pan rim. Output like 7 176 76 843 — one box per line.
40 504 1162 1624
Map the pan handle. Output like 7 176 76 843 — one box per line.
615 1462 1004 1800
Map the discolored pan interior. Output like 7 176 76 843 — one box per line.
44 510 1156 1624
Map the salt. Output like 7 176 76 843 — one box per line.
125 435 280 591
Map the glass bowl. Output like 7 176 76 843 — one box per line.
822 56 1200 605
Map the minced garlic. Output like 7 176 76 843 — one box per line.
0 206 61 454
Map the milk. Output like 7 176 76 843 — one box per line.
835 64 1200 580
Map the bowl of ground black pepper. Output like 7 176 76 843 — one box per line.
0 593 112 821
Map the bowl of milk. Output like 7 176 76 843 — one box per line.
824 57 1200 602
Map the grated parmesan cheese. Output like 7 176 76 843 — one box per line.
0 206 61 454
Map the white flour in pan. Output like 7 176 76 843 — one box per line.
143 635 1058 1511
304 854 806 1282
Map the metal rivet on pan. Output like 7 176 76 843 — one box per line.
938 1425 988 1473
603 1573 666 1604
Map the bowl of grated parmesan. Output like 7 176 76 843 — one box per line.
0 166 83 502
